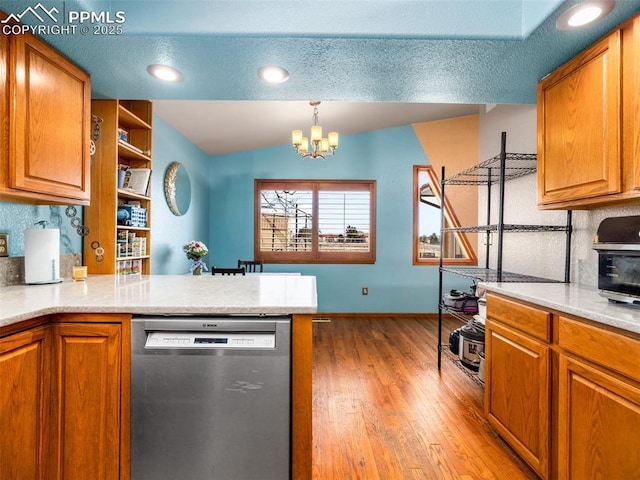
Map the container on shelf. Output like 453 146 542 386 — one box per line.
459 321 485 371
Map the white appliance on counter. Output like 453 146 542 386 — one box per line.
24 224 62 284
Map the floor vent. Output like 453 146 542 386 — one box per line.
312 317 332 323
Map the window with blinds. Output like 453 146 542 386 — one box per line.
255 180 376 264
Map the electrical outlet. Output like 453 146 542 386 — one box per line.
362 287 368 295
0 233 8 257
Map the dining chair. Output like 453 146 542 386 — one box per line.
237 260 264 273
211 267 246 275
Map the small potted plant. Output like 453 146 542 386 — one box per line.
183 240 209 275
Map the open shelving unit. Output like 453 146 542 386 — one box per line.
84 100 153 275
437 132 573 370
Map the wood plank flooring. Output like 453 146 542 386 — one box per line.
312 316 539 480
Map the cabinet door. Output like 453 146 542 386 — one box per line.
50 323 121 480
10 33 90 202
0 327 51 480
537 31 621 206
632 16 640 191
0 16 9 195
558 355 640 480
485 319 551 479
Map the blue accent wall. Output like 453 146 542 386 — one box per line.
151 116 210 274
208 125 469 313
0 116 209 272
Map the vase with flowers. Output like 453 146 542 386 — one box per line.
183 240 209 275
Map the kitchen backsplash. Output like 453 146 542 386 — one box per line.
0 202 83 256
0 202 84 286
0 253 82 286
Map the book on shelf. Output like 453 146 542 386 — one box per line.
122 168 151 196
118 138 145 155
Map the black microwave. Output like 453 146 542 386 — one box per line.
593 216 640 305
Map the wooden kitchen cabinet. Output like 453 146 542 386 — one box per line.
557 316 640 479
0 314 130 480
0 12 8 198
50 322 123 480
0 326 51 480
485 294 552 479
537 13 640 209
84 100 153 275
0 20 91 205
486 293 640 479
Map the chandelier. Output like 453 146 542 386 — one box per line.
291 101 339 159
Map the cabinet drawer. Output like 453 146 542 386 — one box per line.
558 316 640 383
486 294 552 342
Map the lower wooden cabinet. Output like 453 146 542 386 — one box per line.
558 354 640 479
0 315 129 480
485 308 551 478
486 293 640 479
0 327 51 480
50 323 123 480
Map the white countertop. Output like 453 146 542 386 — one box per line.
0 274 318 328
480 282 640 335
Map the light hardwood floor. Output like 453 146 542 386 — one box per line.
312 316 539 480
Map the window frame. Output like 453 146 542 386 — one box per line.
254 179 376 264
412 165 477 266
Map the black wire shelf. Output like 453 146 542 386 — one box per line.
443 224 570 233
439 303 478 323
440 267 564 283
443 153 537 185
439 346 484 388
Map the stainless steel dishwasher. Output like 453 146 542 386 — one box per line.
130 315 291 480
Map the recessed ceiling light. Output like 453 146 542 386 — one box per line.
147 64 184 82
257 65 290 84
556 0 614 30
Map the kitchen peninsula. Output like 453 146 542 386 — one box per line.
0 274 317 480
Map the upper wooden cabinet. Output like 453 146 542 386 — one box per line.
0 20 91 205
537 13 639 209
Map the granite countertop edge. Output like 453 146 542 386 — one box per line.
480 282 640 335
0 274 319 330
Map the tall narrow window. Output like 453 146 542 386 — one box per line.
255 180 376 264
413 166 476 265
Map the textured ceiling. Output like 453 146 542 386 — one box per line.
1 0 639 154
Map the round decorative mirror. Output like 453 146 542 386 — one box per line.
164 162 191 216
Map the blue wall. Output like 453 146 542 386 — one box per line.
150 116 210 274
0 116 209 271
207 125 469 313
0 119 470 312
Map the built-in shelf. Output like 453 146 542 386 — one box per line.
117 225 151 232
117 189 151 201
85 99 153 275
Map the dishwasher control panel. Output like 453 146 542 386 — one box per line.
145 331 276 349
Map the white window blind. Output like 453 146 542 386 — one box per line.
318 191 370 252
